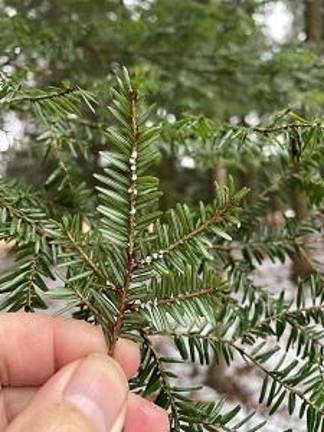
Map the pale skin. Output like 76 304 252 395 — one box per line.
0 313 170 432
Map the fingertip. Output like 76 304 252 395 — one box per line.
2 387 37 422
125 394 170 432
54 319 107 365
113 339 140 378
6 354 129 432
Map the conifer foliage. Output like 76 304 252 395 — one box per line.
0 68 324 431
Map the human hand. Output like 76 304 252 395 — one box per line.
0 313 169 432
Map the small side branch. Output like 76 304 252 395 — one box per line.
8 86 79 104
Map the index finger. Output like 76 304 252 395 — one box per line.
0 313 139 386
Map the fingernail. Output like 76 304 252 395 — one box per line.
110 404 128 432
64 354 128 432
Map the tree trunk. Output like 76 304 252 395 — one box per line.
290 0 323 278
305 0 323 41
212 166 227 187
291 186 313 278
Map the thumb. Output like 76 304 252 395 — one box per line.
7 354 128 432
